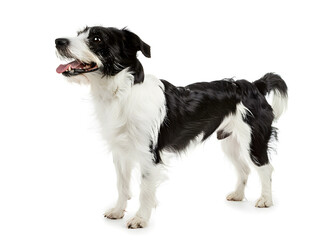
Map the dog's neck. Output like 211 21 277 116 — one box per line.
90 68 134 103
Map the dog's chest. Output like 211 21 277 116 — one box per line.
93 98 135 148
91 74 167 153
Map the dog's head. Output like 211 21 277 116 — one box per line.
55 26 151 84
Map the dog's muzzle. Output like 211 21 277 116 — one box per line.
55 38 99 76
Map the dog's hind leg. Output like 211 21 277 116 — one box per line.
250 140 274 207
221 135 251 201
248 108 274 207
219 102 252 202
254 163 273 207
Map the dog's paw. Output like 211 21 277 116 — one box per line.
226 191 244 201
127 216 147 229
104 208 125 219
255 196 273 208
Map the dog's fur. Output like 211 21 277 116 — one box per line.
55 26 288 229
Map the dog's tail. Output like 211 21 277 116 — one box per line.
253 73 288 120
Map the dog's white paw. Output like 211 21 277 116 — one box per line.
127 216 147 229
104 208 125 219
226 191 244 201
255 196 273 208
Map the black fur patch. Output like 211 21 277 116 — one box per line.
149 140 162 164
152 74 287 166
217 130 232 140
156 79 240 153
86 27 151 84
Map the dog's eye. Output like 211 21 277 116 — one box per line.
93 37 101 42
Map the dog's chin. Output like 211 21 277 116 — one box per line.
64 70 103 85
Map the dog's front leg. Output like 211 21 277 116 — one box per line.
104 152 132 219
127 156 161 229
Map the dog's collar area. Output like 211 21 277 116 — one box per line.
56 60 99 76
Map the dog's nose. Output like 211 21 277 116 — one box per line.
55 38 69 47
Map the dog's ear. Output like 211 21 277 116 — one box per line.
132 60 145 84
122 29 151 58
139 40 151 58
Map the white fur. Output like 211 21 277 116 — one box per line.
89 69 166 228
104 152 132 220
68 31 103 67
218 102 252 201
255 164 274 207
270 89 288 120
91 70 166 153
218 103 274 206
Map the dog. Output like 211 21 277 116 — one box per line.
55 26 288 228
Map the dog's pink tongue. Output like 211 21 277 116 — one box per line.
56 60 82 73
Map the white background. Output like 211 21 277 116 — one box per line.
1 0 319 239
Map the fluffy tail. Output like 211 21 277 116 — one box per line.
254 73 288 120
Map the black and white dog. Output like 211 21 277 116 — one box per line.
55 26 288 228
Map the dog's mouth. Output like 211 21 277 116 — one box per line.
56 60 99 76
